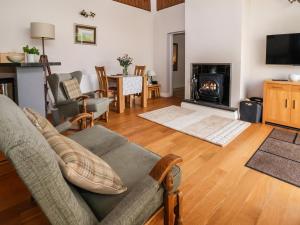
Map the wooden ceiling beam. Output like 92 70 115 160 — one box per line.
113 0 151 12
157 0 184 11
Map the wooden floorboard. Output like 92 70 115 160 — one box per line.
1 96 300 225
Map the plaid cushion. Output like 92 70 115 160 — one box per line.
23 108 59 139
23 108 127 195
62 79 82 99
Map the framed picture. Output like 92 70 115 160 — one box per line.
173 43 178 71
75 24 97 45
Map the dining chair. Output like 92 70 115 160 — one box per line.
95 66 117 109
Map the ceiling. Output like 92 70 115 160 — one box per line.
113 0 151 11
113 0 184 12
157 0 184 11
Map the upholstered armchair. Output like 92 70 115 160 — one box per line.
47 71 110 125
0 95 183 225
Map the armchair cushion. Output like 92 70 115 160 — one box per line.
77 141 181 221
79 98 111 114
48 71 82 104
62 78 82 99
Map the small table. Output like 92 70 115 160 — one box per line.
107 75 148 113
148 84 161 99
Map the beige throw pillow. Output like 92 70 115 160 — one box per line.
62 79 82 99
23 108 127 195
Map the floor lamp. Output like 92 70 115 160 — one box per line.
30 22 55 75
30 22 55 112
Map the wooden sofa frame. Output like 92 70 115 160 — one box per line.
149 154 183 225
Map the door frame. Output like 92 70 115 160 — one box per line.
167 31 185 97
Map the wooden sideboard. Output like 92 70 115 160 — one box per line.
263 80 300 128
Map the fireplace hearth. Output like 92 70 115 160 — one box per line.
191 64 231 107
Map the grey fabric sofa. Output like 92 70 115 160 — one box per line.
0 95 182 225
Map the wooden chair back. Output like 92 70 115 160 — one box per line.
95 66 109 96
134 65 146 76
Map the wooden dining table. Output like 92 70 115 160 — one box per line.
107 75 148 113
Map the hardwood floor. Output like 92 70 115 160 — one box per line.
104 97 300 225
1 97 300 225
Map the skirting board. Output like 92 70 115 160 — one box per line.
181 102 239 120
160 92 172 98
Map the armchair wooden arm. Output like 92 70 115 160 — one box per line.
70 112 94 129
93 89 106 98
76 95 90 113
150 154 183 225
76 95 90 101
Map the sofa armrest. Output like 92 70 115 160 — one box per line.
149 154 183 184
150 154 183 225
98 176 160 225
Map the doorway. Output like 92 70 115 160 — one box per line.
169 32 185 100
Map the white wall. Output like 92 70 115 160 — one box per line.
173 33 185 89
153 4 185 97
185 0 245 107
0 0 154 93
2 0 298 102
245 0 300 97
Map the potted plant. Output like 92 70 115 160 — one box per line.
117 54 133 76
23 45 40 63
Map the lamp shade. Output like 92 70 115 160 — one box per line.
31 22 55 39
147 70 157 77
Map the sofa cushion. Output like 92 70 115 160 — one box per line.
24 108 127 195
52 135 127 195
77 142 181 221
69 125 128 157
62 78 82 99
100 176 162 225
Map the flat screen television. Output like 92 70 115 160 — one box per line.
266 33 300 65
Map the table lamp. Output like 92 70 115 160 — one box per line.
30 22 55 75
147 70 157 84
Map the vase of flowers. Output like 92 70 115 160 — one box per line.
117 54 133 76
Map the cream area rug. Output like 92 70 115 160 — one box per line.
139 105 251 147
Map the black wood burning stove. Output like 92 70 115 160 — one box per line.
198 73 224 104
191 64 231 106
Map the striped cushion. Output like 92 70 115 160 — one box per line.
62 79 82 99
23 108 127 195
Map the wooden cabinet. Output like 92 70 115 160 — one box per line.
263 80 300 128
290 86 300 128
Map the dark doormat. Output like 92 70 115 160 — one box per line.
246 129 300 187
